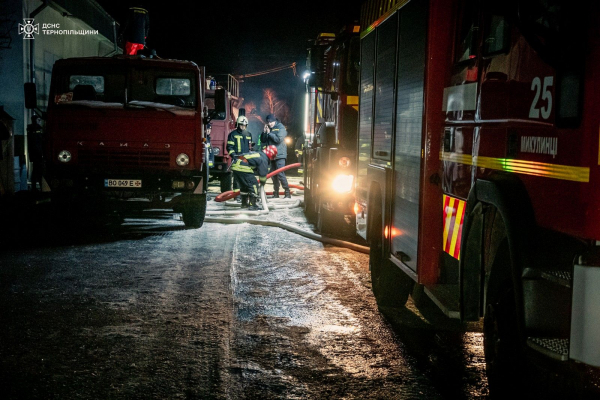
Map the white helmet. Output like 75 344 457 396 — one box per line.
236 116 248 126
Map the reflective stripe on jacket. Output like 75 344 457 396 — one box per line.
226 128 252 157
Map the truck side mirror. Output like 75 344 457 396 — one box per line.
239 107 245 117
24 83 37 109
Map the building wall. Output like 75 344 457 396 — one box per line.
26 2 117 113
0 0 25 141
0 0 117 193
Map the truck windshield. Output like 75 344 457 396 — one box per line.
129 67 197 108
53 66 126 105
52 66 197 109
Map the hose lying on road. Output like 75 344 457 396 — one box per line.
204 162 368 254
204 215 369 254
215 163 302 202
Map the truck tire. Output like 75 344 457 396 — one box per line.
483 240 525 397
317 201 334 234
317 201 355 239
304 187 317 222
369 204 413 308
181 194 207 229
220 173 232 193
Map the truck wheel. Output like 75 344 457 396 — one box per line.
304 187 317 222
317 201 355 239
317 201 334 234
483 242 525 396
220 173 232 193
369 205 413 308
181 194 207 229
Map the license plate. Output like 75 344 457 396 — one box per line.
104 179 142 188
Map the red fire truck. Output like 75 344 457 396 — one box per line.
204 74 243 192
32 55 208 228
357 0 600 392
303 26 360 236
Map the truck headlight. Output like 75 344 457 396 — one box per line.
58 150 72 163
176 153 190 166
339 157 351 168
332 174 354 194
213 147 220 155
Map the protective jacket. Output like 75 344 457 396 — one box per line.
122 7 149 44
260 121 287 160
226 128 252 158
230 151 270 183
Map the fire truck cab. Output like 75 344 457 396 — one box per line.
37 55 208 228
357 0 600 393
204 74 243 192
303 26 360 236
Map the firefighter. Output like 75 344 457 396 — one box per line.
26 113 44 192
261 114 290 198
227 116 253 197
231 145 278 210
121 3 150 55
227 116 252 158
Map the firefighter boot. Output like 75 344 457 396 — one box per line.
248 195 261 211
240 194 249 209
284 188 291 199
272 189 280 199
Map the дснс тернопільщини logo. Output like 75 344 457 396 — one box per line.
18 19 39 39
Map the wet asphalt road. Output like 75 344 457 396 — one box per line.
0 187 488 399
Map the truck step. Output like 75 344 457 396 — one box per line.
423 284 460 319
522 268 572 288
540 270 572 288
527 337 569 361
522 269 572 336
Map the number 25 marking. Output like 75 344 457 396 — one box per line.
529 76 553 120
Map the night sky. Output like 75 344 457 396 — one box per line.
95 0 364 136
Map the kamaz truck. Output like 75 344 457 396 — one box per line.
30 55 209 228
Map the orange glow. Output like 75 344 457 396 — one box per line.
385 225 402 239
353 202 360 215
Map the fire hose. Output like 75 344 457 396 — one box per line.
205 183 368 253
202 163 368 254
214 163 302 202
205 215 369 254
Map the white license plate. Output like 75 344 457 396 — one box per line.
104 179 142 188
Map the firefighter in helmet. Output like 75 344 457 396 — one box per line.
227 116 252 158
231 145 278 210
227 115 253 196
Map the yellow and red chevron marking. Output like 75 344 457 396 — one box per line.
443 194 466 260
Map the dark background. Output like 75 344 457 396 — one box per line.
95 0 364 137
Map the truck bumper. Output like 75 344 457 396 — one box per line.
49 169 204 198
321 192 355 215
209 162 230 175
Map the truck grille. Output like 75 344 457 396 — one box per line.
78 149 171 167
